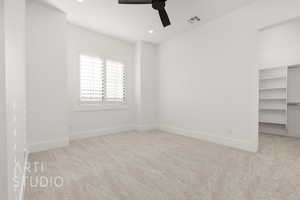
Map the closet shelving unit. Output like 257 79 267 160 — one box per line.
259 67 288 134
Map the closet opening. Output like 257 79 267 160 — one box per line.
258 17 300 140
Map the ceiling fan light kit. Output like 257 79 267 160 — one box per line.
118 0 171 27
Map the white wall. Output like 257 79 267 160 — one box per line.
135 42 158 130
67 24 136 139
158 0 300 152
3 0 27 199
23 0 300 156
0 0 7 198
27 0 69 152
259 17 300 68
26 2 157 147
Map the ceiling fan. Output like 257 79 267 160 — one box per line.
118 0 171 27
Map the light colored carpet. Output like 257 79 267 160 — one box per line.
25 131 300 200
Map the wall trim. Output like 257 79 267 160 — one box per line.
27 124 154 153
159 125 258 152
135 124 159 132
27 138 69 153
70 126 136 141
26 125 257 154
19 149 29 200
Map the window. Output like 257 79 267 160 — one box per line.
79 55 126 106
80 55 104 103
105 60 125 102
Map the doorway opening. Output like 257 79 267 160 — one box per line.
258 17 300 139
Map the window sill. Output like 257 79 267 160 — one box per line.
73 104 129 112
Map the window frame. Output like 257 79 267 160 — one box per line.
73 52 128 112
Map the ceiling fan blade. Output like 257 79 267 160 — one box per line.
119 0 152 4
158 8 171 27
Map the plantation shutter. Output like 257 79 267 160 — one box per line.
80 55 104 103
105 60 125 102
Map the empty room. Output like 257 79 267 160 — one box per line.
1 0 300 199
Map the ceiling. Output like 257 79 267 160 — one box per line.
42 0 254 44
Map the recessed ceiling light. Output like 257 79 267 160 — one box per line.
77 0 84 3
148 30 154 34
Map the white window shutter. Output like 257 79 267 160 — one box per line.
105 60 125 102
80 55 104 103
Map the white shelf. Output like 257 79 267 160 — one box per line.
259 87 286 91
260 108 286 111
260 76 286 81
259 67 288 127
259 120 286 125
260 98 286 100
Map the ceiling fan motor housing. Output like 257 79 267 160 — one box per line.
152 0 166 10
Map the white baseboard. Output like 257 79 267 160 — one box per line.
19 149 29 200
27 138 69 153
135 124 158 132
159 126 258 152
27 125 154 152
70 126 136 141
26 125 257 154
